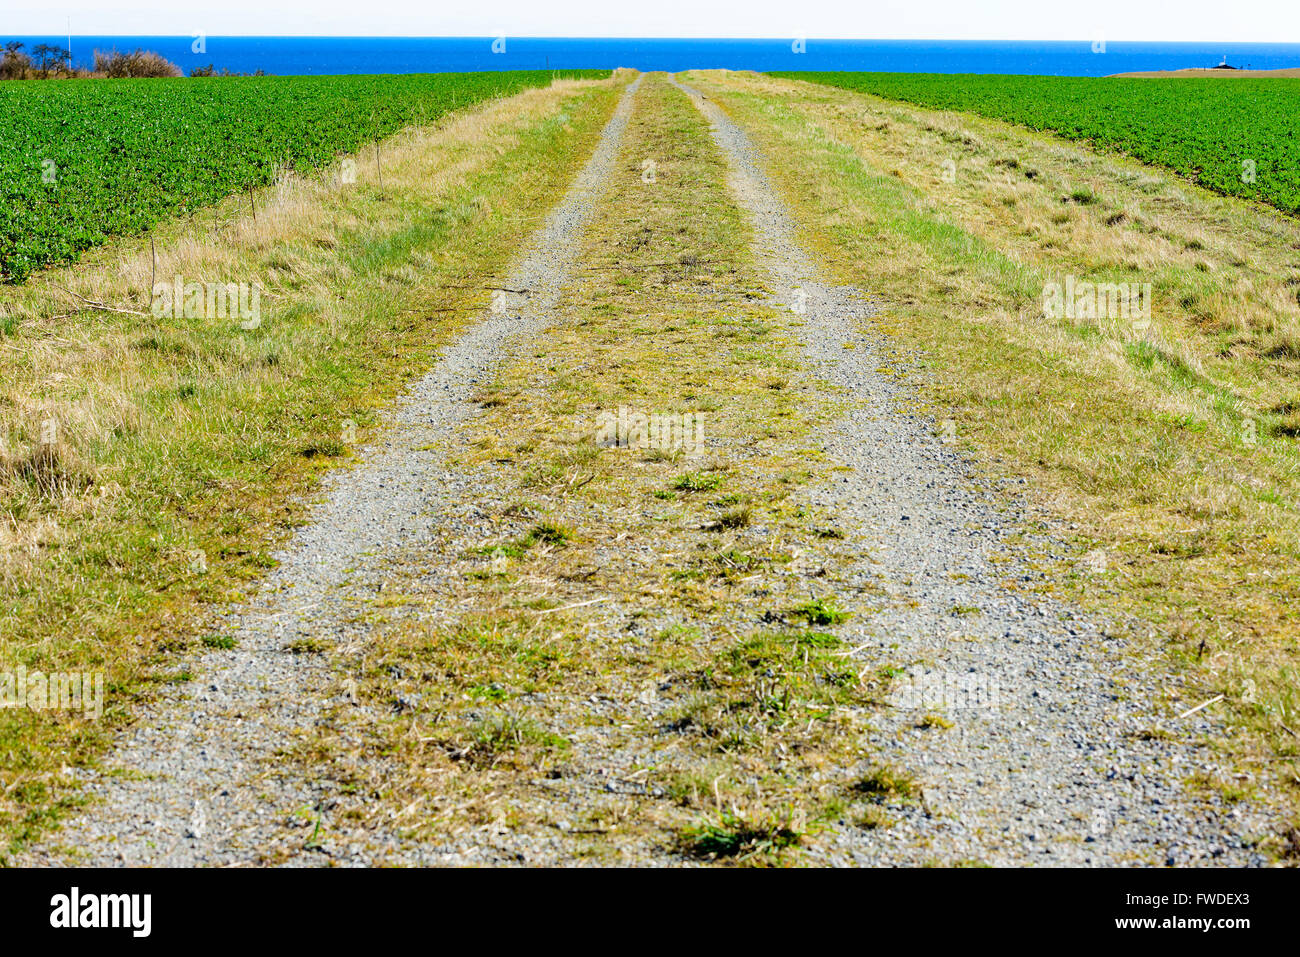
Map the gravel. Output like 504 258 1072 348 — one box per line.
673 76 1279 866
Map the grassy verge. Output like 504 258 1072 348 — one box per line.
1 71 611 281
689 70 1300 829
770 72 1300 215
0 74 627 855
293 74 898 865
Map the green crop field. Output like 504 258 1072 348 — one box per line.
0 70 607 282
773 72 1300 216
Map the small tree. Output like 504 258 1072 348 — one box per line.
46 47 72 76
31 43 62 76
1 41 32 80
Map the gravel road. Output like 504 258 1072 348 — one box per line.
21 72 1281 867
672 76 1279 866
21 77 641 867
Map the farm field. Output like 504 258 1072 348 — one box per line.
0 70 607 281
773 71 1300 215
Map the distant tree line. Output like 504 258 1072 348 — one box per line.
0 42 265 80
1 41 76 78
189 64 268 77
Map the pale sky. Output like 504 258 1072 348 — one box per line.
5 0 1298 42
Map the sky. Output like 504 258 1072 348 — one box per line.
6 0 1299 43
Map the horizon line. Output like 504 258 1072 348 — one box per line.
5 34 1299 45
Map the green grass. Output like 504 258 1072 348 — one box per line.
459 712 570 765
790 598 851 626
674 471 725 492
680 808 805 860
478 521 574 559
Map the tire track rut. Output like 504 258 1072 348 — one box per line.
23 77 641 867
673 75 1277 866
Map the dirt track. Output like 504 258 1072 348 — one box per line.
24 72 1280 867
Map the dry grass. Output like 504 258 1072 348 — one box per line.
689 69 1300 826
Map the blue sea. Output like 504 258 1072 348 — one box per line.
7 36 1300 77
